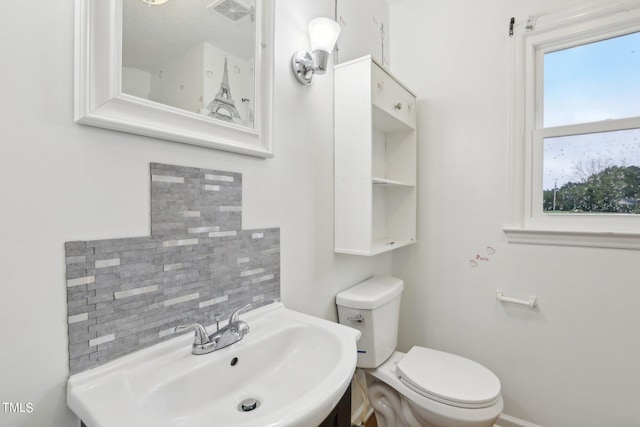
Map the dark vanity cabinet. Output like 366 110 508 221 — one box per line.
318 384 352 427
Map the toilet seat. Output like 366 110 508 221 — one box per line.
396 346 501 409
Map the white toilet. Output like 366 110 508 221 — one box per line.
336 276 503 427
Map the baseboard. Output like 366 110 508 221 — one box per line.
354 408 538 427
496 413 543 427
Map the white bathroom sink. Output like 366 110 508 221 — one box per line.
67 303 361 427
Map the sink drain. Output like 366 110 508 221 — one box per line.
238 398 260 412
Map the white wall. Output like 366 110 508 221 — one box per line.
0 1 391 426
337 0 391 66
390 1 640 426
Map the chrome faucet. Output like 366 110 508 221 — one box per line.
174 304 251 355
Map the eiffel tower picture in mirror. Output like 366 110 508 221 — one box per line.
207 57 242 123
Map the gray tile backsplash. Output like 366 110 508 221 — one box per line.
65 163 280 374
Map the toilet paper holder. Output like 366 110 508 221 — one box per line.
496 290 537 308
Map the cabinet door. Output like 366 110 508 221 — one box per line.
371 63 416 129
317 384 352 427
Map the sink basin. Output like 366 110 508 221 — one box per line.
67 303 361 427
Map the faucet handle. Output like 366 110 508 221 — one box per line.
236 320 250 337
229 304 252 323
174 323 209 345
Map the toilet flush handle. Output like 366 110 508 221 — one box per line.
347 313 365 323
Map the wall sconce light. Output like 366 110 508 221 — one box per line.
292 17 341 85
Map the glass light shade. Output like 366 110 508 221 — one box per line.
308 18 341 53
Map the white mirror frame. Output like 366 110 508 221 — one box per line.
74 0 274 158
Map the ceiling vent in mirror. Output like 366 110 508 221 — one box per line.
206 0 253 23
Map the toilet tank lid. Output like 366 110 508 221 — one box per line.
336 276 404 310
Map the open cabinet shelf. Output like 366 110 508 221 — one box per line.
372 177 415 187
334 55 417 256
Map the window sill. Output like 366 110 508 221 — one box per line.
503 227 640 250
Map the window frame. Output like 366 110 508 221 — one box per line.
505 0 640 249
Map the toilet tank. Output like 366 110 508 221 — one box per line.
336 276 404 368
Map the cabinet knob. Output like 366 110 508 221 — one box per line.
394 102 403 111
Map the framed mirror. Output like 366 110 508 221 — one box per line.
75 0 274 157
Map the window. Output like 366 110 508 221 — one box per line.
505 1 640 249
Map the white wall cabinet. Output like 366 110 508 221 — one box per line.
334 55 417 256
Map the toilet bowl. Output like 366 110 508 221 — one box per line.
367 350 503 427
336 276 503 427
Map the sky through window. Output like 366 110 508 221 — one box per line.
543 31 640 191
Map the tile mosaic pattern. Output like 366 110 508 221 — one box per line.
66 163 280 374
